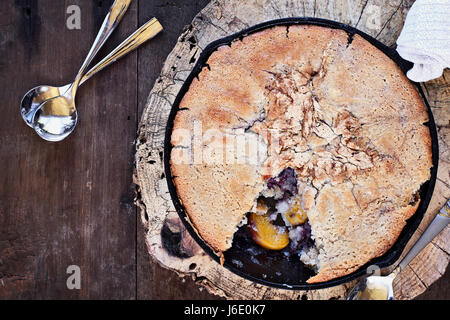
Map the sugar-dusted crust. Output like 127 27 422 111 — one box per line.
170 25 432 282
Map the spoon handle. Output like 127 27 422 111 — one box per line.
80 18 163 86
398 200 450 270
72 0 132 89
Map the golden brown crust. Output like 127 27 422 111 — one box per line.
170 25 432 281
172 163 264 252
306 186 421 284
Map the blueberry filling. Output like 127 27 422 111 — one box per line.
267 167 298 200
289 222 315 252
249 168 316 265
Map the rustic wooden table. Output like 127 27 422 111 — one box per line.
0 0 448 300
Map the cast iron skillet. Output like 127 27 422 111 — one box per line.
164 18 439 290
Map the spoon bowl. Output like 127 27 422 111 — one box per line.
347 270 397 300
21 84 70 127
32 94 78 142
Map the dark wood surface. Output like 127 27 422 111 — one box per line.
0 0 448 300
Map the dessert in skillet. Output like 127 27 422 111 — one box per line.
170 25 432 283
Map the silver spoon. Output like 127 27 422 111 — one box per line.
21 17 162 130
347 200 450 300
21 0 132 128
27 0 132 142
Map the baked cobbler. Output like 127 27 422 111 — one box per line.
170 25 432 283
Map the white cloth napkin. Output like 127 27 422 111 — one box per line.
396 0 450 82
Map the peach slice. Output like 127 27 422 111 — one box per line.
283 199 308 226
249 212 289 250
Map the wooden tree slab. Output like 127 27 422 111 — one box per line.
135 0 449 300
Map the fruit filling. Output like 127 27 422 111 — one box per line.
249 212 290 250
249 168 317 269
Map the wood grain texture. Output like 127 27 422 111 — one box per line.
136 0 217 300
0 0 138 299
135 0 450 300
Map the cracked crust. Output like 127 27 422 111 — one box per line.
170 25 432 283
